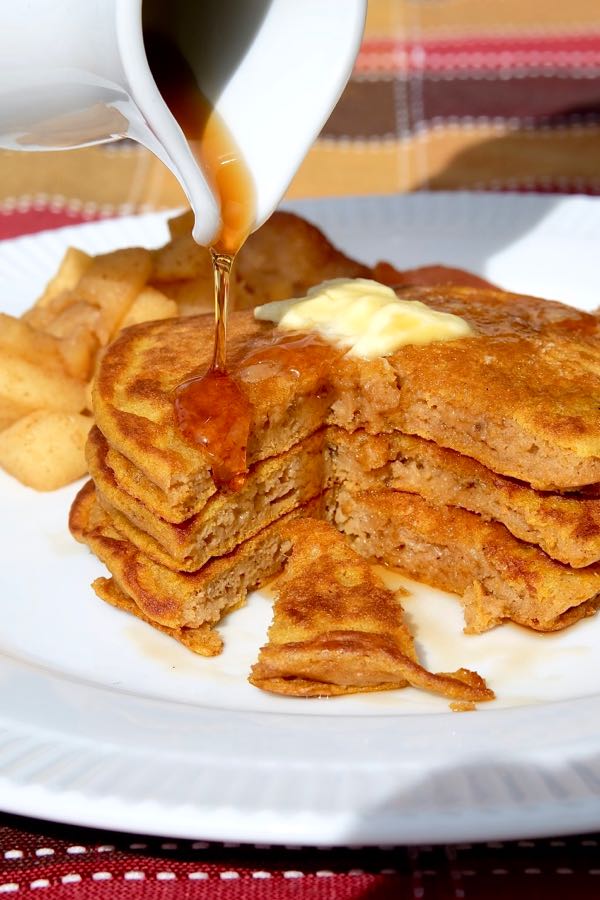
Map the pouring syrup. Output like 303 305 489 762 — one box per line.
145 33 255 486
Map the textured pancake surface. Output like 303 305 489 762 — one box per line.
333 489 600 633
93 312 334 494
332 285 600 489
331 429 600 568
94 285 600 495
69 480 322 639
250 519 494 701
88 426 326 570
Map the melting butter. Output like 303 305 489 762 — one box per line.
254 278 473 359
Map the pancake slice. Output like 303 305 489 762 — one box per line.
331 429 600 568
69 480 323 638
88 427 327 571
249 519 494 702
333 490 600 633
93 312 335 498
104 438 219 524
93 576 224 656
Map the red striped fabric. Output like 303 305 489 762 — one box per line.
357 34 600 72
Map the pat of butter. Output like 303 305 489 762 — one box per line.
254 278 473 359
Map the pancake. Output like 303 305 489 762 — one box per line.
93 285 600 497
333 489 600 633
249 519 494 702
331 429 600 568
101 417 600 567
93 312 335 496
331 285 600 490
88 426 327 571
93 576 224 656
384 288 600 491
69 480 323 648
80 278 600 677
103 439 205 523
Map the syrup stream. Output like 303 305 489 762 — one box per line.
210 249 232 374
146 31 258 486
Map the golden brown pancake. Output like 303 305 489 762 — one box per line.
87 426 326 571
93 285 600 496
151 210 370 315
69 480 322 644
79 277 600 677
333 489 600 633
92 312 334 496
380 286 600 491
100 416 600 568
331 429 600 568
249 519 494 702
93 576 224 656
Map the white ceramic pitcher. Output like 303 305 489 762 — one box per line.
0 0 366 245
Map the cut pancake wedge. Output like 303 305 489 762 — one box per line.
93 576 224 656
69 481 323 644
250 519 494 702
92 313 335 497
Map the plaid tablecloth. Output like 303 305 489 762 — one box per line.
2 0 600 231
2 0 600 895
2 812 600 899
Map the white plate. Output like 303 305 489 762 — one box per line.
1 192 600 845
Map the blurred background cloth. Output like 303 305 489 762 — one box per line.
1 0 600 233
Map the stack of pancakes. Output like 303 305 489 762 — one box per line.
71 282 600 662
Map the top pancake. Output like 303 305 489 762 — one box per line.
93 284 600 492
93 311 335 495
